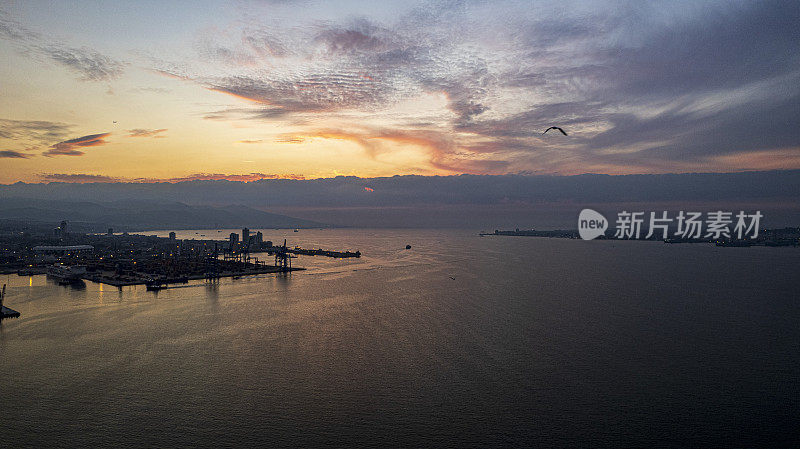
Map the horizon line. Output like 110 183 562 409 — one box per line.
4 169 800 186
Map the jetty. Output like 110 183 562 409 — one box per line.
1 306 20 319
480 229 580 238
286 247 360 258
1 284 20 319
81 264 302 288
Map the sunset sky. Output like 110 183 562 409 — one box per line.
1 0 799 184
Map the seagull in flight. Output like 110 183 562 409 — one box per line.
543 126 567 136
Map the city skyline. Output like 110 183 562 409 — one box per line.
2 0 799 184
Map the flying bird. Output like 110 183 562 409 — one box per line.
543 126 567 136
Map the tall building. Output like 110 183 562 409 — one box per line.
107 228 114 236
229 233 239 245
242 228 250 245
169 232 176 240
255 231 263 245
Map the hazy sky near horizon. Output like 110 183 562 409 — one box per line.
1 0 799 183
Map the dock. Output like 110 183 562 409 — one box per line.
0 284 19 319
81 265 304 288
1 305 20 319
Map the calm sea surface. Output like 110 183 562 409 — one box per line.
1 229 798 447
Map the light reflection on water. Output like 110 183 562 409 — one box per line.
1 229 799 447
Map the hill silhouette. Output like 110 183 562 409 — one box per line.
0 198 327 231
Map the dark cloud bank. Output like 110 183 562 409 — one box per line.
1 171 799 228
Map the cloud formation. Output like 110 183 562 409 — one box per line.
127 128 168 138
0 150 32 158
33 172 308 183
274 136 305 144
39 173 121 183
4 2 800 177
158 173 305 182
43 133 111 157
151 0 800 175
0 118 73 145
41 46 125 81
1 8 125 81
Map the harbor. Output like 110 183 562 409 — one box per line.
0 225 364 289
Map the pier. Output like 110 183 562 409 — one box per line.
0 284 20 319
284 247 360 258
81 264 303 288
1 305 20 319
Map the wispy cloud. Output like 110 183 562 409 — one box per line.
1 8 125 81
0 118 73 144
127 128 167 138
238 139 263 144
39 173 121 183
35 172 307 183
157 173 305 182
43 132 111 157
304 127 509 174
274 136 305 144
201 106 289 121
41 46 125 81
0 150 32 158
128 86 170 94
0 9 37 42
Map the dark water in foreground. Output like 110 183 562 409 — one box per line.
1 229 798 447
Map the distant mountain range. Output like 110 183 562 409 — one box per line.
1 171 799 227
0 198 328 231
